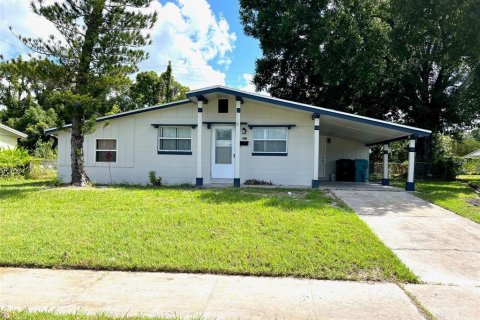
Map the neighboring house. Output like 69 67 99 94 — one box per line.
463 149 480 174
0 124 27 149
46 86 431 190
463 149 480 158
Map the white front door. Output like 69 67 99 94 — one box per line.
211 126 235 178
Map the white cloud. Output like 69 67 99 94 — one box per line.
138 0 236 88
238 73 256 92
0 0 62 57
1 0 237 89
238 73 270 95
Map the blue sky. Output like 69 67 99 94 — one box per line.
0 0 262 91
205 0 262 88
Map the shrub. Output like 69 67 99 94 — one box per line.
27 160 57 179
244 179 273 185
148 170 162 186
32 139 57 159
177 182 194 188
0 147 32 177
369 173 382 182
461 158 480 175
430 156 464 180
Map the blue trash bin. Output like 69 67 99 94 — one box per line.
354 159 369 182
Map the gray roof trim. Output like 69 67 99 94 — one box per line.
44 99 191 133
463 149 480 158
187 86 431 137
45 85 432 138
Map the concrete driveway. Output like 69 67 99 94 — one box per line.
332 188 480 320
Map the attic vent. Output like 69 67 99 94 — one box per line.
218 99 228 113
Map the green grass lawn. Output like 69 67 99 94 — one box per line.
0 310 183 320
392 176 480 223
457 174 480 189
0 179 415 282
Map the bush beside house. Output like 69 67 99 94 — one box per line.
0 147 56 179
0 148 32 177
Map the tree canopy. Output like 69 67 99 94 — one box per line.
0 57 189 151
0 57 65 150
126 62 189 110
240 0 480 133
11 0 158 185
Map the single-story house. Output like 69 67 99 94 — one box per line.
0 123 27 149
46 86 431 190
463 149 480 159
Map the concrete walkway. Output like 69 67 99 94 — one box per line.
319 181 404 191
332 189 480 320
0 267 424 320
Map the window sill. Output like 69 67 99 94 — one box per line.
157 151 192 155
252 153 288 156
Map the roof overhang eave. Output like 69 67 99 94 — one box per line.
0 124 28 138
187 86 431 139
44 99 192 133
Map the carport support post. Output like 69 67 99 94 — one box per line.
312 114 320 188
382 144 389 186
196 100 203 187
234 97 241 187
405 136 416 191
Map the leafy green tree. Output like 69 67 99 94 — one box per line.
127 64 189 110
32 139 57 160
162 61 173 102
13 0 157 185
167 79 189 104
129 71 162 108
0 57 66 151
471 128 480 142
240 0 393 119
388 0 480 132
167 78 189 103
240 0 480 132
453 138 480 156
0 57 66 120
15 105 58 151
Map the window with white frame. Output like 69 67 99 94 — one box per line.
96 139 117 162
253 127 288 153
158 127 192 152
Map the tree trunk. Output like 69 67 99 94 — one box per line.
70 110 89 186
69 0 105 186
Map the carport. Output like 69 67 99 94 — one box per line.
316 111 431 191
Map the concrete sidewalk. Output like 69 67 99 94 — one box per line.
332 189 480 320
0 267 424 320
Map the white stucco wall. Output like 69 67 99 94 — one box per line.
324 137 370 180
57 98 369 186
0 128 19 149
58 103 197 185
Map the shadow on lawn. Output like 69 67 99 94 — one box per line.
3 180 52 188
0 180 53 200
394 179 476 199
0 179 348 213
417 181 475 196
197 188 342 212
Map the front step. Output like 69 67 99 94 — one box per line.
210 178 232 183
206 178 235 187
